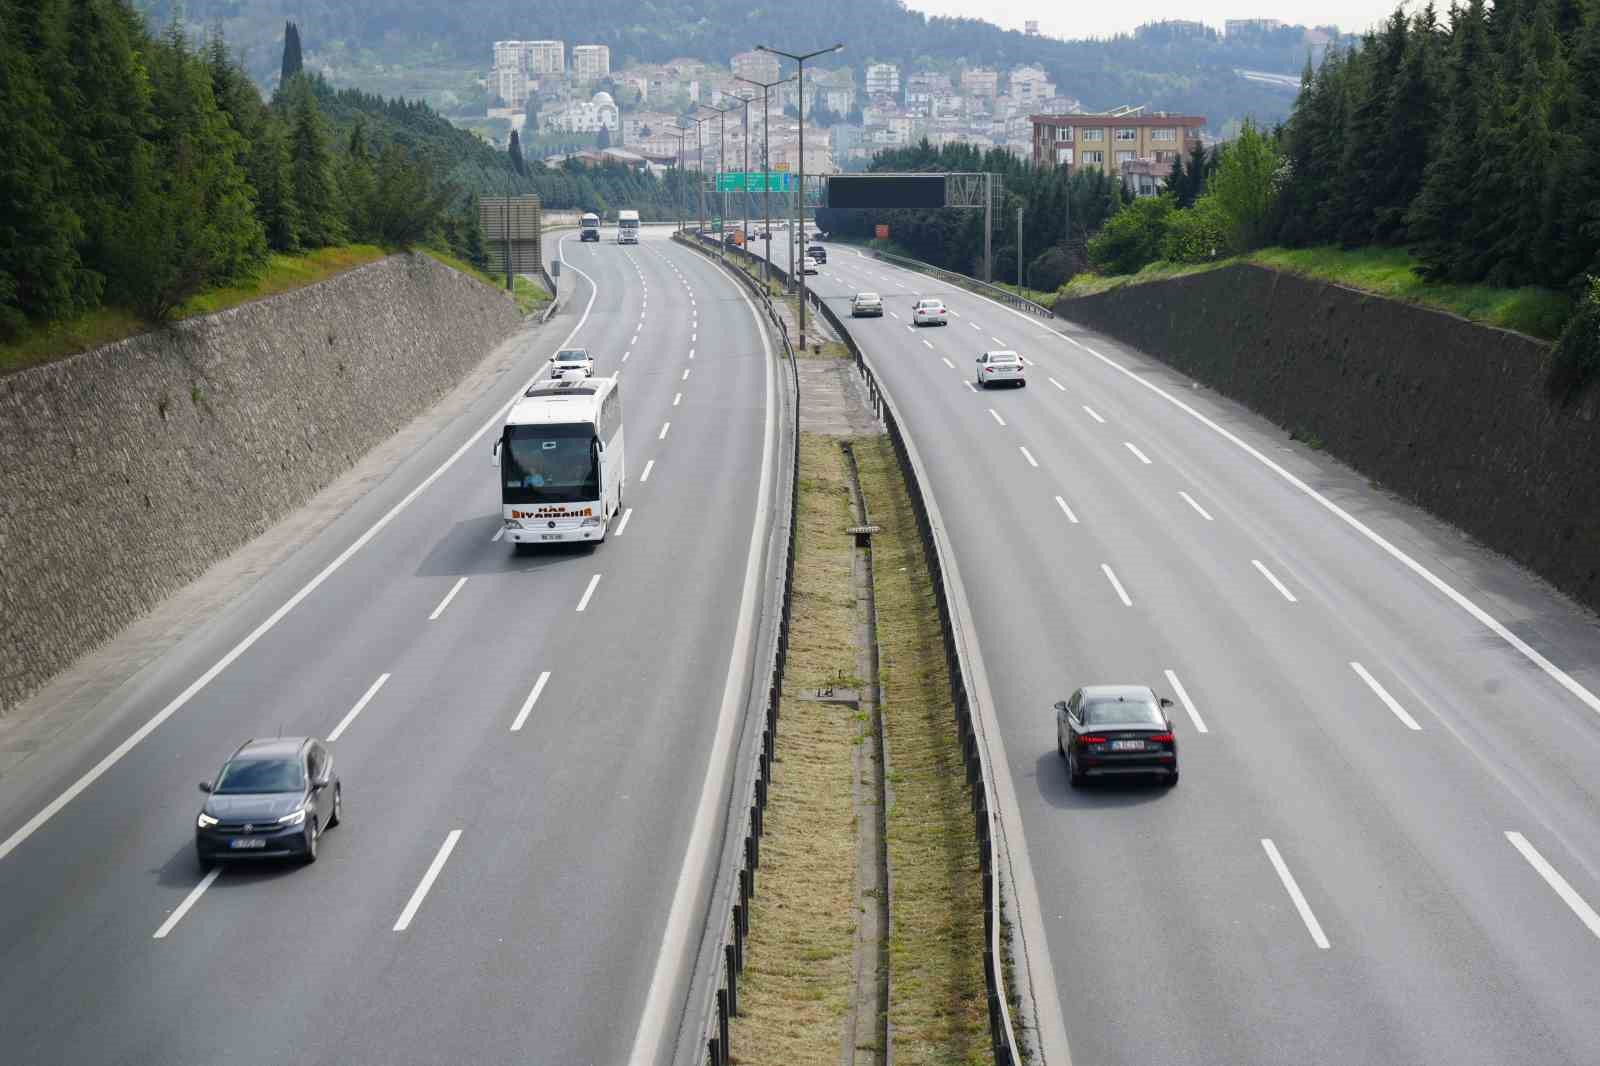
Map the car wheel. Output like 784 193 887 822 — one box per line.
302 817 319 864
1067 747 1085 788
328 785 342 828
1057 728 1066 760
1019 380 1027 388
1164 770 1180 788
196 847 215 872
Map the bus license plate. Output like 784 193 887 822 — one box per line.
1111 740 1145 751
230 838 266 849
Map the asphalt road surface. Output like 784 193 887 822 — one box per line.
761 233 1600 1066
0 230 776 1066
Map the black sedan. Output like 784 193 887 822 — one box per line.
196 737 342 866
1055 685 1179 787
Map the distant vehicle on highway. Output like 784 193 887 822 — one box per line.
494 375 625 549
196 737 341 866
851 292 883 317
617 209 640 244
550 347 595 378
580 212 601 242
1055 685 1179 787
912 298 948 326
806 244 826 263
976 350 1025 388
801 256 820 275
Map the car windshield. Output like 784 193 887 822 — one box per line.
1083 699 1164 726
991 354 1020 364
555 350 588 362
919 301 943 310
858 293 879 301
214 757 304 794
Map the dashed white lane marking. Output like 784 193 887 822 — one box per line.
1124 442 1153 465
1164 669 1207 733
682 368 691 381
1083 405 1106 424
510 671 551 733
693 333 697 342
615 507 634 536
888 311 900 319
969 322 982 331
1054 495 1079 524
1349 662 1422 731
993 337 1007 345
427 577 468 621
658 421 671 440
689 348 695 359
1505 831 1600 940
1261 839 1330 949
1101 563 1133 606
673 393 682 406
1019 446 1039 468
153 868 221 939
622 351 631 363
393 830 463 932
941 357 955 369
576 574 602 613
491 526 506 542
1049 377 1066 391
906 324 916 332
328 673 391 742
641 460 655 482
923 340 934 349
1252 560 1299 603
989 409 1007 427
949 309 962 317
1179 491 1214 521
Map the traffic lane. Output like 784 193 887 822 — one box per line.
837 276 1600 1064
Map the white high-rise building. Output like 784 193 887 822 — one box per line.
864 63 901 99
572 45 612 81
492 40 565 106
731 50 781 84
527 40 564 75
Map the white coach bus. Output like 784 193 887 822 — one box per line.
616 209 640 244
493 375 625 549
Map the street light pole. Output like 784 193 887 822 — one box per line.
672 125 690 233
735 73 796 290
701 100 739 262
758 42 844 350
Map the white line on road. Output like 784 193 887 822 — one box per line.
658 421 671 440
1055 495 1080 524
1163 669 1207 733
1179 491 1214 521
1252 560 1299 603
969 322 982 331
673 393 682 406
632 334 639 345
576 574 601 612
965 381 978 393
1506 831 1600 940
616 507 634 536
688 348 695 359
641 460 655 482
491 525 506 542
427 577 468 621
941 357 955 369
1019 446 1039 468
682 368 691 381
949 309 962 317
393 830 463 931
888 311 900 319
328 673 391 742
1101 563 1132 606
1049 377 1066 391
622 351 631 363
1083 405 1106 423
153 868 221 939
692 333 697 342
923 340 935 349
510 671 551 732
1349 662 1422 730
906 324 916 332
1262 839 1330 949
1124 442 1153 465
989 409 1007 427
993 337 1006 345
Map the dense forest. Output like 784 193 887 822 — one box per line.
133 0 1334 129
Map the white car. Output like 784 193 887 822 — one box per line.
976 350 1025 388
850 292 883 317
801 256 820 275
550 347 594 377
912 298 948 326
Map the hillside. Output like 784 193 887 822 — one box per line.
135 0 1331 130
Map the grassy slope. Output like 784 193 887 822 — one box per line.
1059 245 1573 342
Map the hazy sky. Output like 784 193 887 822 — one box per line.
902 1 1399 39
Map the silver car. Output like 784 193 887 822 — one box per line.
851 292 884 317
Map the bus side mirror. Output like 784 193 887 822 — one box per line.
491 439 501 468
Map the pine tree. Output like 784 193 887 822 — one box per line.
1373 2 1445 243
281 20 303 85
1338 10 1409 246
1553 0 1600 281
339 117 376 242
1166 148 1190 208
1472 31 1551 285
508 129 527 176
252 114 300 251
286 78 343 248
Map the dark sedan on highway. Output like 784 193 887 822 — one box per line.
196 737 342 866
1056 685 1179 787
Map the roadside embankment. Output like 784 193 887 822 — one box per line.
0 252 525 714
1055 262 1600 614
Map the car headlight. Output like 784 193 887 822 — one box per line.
196 813 219 829
277 808 307 827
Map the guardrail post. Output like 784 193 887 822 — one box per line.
717 989 731 1059
725 943 740 1017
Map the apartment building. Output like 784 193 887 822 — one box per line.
1010 65 1055 109
961 67 999 97
1031 111 1206 188
571 44 611 81
731 49 781 84
527 40 564 74
865 63 901 98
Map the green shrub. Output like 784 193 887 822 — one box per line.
1088 195 1175 276
1163 195 1232 264
1548 277 1600 402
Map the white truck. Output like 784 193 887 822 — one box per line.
616 209 640 244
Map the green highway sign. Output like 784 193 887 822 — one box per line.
714 172 793 192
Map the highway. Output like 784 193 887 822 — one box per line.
0 230 778 1066
760 233 1600 1066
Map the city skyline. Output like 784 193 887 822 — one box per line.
904 1 1397 39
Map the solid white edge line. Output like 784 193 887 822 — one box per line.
393 829 463 931
1124 442 1153 465
989 409 1007 427
1163 669 1208 733
1179 491 1214 521
509 671 551 732
328 672 391 743
627 235 777 1066
658 421 671 440
427 576 468 621
1505 831 1600 940
1101 563 1133 606
575 574 602 612
1019 446 1039 468
1054 495 1080 523
1252 559 1300 603
153 867 221 939
1349 662 1423 731
1049 377 1066 391
1082 405 1106 424
616 507 634 536
640 460 655 482
1262 838 1331 948
0 243 603 866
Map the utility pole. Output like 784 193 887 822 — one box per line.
701 100 739 262
672 125 690 232
759 42 845 350
504 154 513 292
983 171 993 283
1016 206 1023 294
736 73 796 289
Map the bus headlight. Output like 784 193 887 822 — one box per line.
580 517 602 527
504 520 524 530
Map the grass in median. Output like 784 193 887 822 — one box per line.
729 433 863 1065
853 434 991 1066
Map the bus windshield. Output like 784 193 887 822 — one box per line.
502 423 599 505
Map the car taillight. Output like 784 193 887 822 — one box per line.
1149 732 1174 743
1081 735 1107 744
985 366 996 372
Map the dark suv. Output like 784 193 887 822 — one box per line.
806 244 827 263
196 737 342 866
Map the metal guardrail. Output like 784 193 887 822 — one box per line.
669 231 801 1066
858 246 1056 319
687 229 1022 1066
